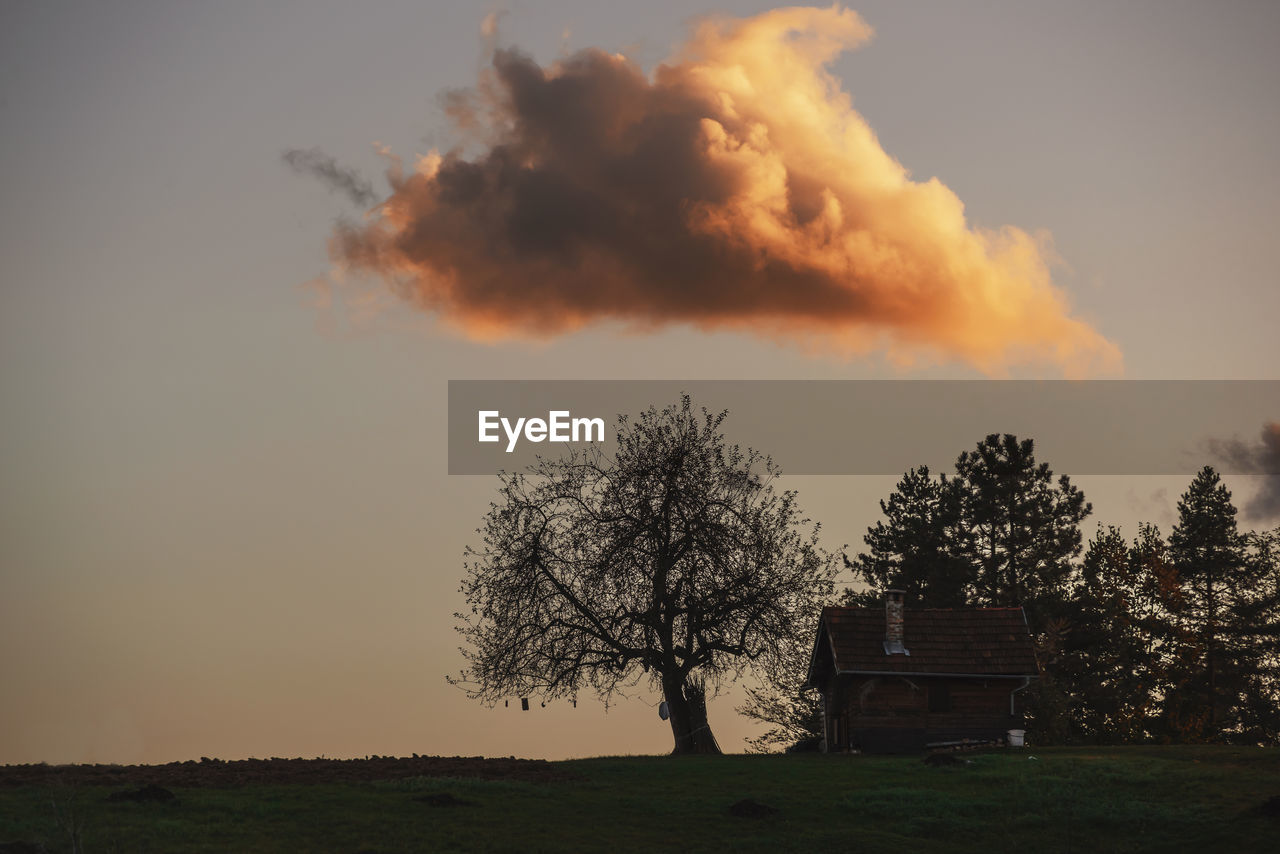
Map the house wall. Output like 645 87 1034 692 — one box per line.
824 674 1025 753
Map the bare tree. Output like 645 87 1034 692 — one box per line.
453 395 838 754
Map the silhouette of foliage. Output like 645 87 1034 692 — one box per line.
454 395 838 754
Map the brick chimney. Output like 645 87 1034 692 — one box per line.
884 589 908 655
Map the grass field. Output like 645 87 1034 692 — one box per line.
2 746 1278 852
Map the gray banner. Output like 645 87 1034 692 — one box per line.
447 380 1279 476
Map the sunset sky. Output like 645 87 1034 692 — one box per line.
2 0 1278 765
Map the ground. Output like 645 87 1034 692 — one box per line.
1 746 1277 852
0 755 572 788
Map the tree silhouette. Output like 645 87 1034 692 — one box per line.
749 433 1091 748
453 395 838 754
1057 524 1169 743
952 434 1091 616
1161 466 1277 742
843 465 969 608
1236 527 1280 743
841 436 1089 617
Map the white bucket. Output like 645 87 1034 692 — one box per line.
1007 729 1026 747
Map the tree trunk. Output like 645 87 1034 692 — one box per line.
663 673 722 754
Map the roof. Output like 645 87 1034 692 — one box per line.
805 606 1039 685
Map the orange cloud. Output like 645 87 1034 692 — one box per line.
328 5 1122 376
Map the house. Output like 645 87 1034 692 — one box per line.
804 590 1039 754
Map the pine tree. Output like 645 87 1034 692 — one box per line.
1163 466 1264 742
952 434 1091 618
843 466 970 608
1059 525 1165 742
750 434 1094 749
1231 527 1280 744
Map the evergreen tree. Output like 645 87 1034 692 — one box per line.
950 434 1090 743
1163 466 1271 743
749 434 1099 749
844 435 1089 619
952 434 1091 619
839 435 1090 743
1058 525 1166 742
1231 527 1280 744
843 466 970 608
1126 523 1183 739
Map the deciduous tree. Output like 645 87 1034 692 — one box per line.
454 396 838 754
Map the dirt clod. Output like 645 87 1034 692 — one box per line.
924 753 969 766
728 798 777 818
1252 795 1280 818
414 792 474 807
0 842 47 854
108 784 176 803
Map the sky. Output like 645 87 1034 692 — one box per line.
1 0 1278 765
